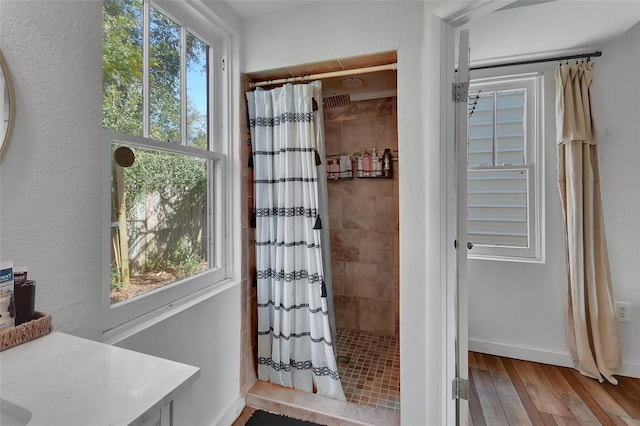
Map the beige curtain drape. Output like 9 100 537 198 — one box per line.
555 62 621 384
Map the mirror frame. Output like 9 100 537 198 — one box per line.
0 49 16 160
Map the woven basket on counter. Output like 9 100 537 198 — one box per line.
0 312 52 351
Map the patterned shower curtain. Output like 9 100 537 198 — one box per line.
247 82 345 400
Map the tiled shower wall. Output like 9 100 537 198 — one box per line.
241 76 258 395
325 97 400 337
240 94 400 394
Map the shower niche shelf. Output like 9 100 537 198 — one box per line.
355 173 392 179
325 155 353 181
327 174 353 181
327 170 392 180
325 152 397 181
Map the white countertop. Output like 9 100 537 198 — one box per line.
0 332 200 426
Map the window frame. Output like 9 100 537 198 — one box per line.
467 72 544 263
102 0 233 333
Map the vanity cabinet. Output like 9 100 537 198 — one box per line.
138 401 169 426
135 386 193 426
0 332 200 426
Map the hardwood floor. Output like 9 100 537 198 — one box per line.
469 352 640 426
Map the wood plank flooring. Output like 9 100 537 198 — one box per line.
469 352 640 426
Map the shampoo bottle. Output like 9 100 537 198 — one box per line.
371 148 381 177
382 148 392 177
362 151 371 177
328 159 340 180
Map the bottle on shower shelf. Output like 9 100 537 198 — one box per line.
356 152 363 177
371 148 381 177
382 148 392 178
362 150 371 177
326 159 335 180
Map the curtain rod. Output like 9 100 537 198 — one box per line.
469 50 602 71
250 63 397 89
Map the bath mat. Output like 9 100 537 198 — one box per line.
245 409 326 426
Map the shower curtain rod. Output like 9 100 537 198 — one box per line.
250 63 397 88
469 50 602 71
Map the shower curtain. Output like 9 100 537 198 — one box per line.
247 81 345 400
555 62 621 384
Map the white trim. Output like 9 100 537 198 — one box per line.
106 130 224 160
441 17 458 426
102 0 237 333
180 25 188 146
468 338 640 379
217 34 238 281
466 72 545 262
143 0 150 137
152 1 228 43
434 2 520 425
102 130 227 330
469 339 640 378
438 10 464 426
469 338 573 368
455 28 472 426
619 361 640 379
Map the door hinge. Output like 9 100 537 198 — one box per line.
452 82 469 103
453 377 469 400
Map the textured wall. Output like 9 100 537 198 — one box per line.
0 0 104 339
0 2 245 424
241 75 258 394
325 97 399 337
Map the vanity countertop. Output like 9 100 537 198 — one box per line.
0 331 200 426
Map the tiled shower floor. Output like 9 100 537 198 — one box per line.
335 328 400 412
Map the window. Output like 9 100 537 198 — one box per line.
103 0 230 330
467 73 544 262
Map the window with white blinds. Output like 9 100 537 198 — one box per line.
467 73 543 262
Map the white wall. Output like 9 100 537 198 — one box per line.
467 58 569 364
466 20 640 377
0 0 104 340
116 285 242 426
0 2 245 425
243 3 449 424
592 22 640 374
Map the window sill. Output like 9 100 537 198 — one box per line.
103 278 240 345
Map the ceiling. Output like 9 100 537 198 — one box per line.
223 0 309 20
232 1 640 98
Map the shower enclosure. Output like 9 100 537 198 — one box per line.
323 90 400 412
242 51 400 415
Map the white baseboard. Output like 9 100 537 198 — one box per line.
468 338 640 379
469 338 574 368
214 395 245 426
618 361 640 378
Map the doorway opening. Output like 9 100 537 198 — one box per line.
242 50 400 422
